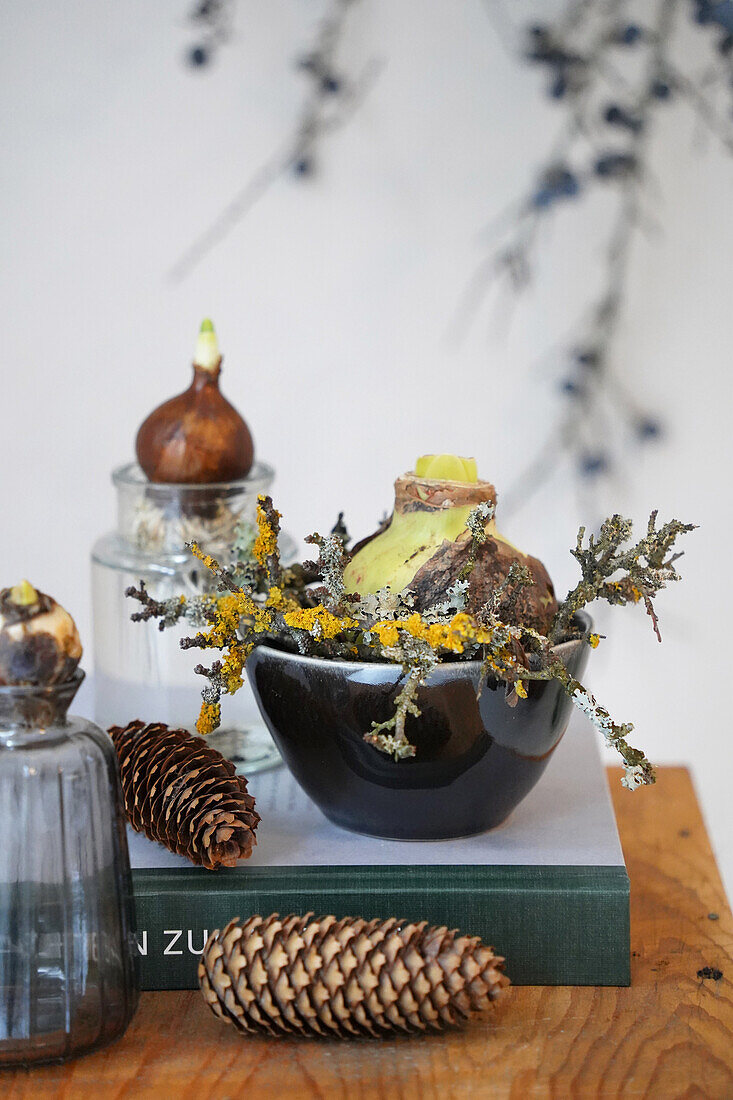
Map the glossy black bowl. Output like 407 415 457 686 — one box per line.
246 612 592 840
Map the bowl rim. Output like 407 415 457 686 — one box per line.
249 610 592 671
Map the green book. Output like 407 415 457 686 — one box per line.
129 716 629 989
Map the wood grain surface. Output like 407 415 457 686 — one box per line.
3 767 732 1099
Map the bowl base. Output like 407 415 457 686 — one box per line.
320 807 513 842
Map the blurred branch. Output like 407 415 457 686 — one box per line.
169 0 380 282
463 0 733 515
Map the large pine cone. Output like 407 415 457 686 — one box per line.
109 720 259 869
199 913 509 1038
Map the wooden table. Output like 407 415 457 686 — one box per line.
4 768 733 1099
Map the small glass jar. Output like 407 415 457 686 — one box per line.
92 462 291 772
0 671 139 1066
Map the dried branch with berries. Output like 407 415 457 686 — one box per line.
471 0 733 510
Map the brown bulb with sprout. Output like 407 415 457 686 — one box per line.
136 320 254 484
0 580 82 686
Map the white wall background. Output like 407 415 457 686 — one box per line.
2 1 732 892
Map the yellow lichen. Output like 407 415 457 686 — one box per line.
221 643 252 696
265 585 300 614
370 620 400 647
209 593 255 644
187 546 261 626
189 541 218 574
369 611 493 654
607 580 642 604
589 633 601 649
253 495 281 573
515 680 528 699
283 605 358 640
196 701 221 736
424 612 493 652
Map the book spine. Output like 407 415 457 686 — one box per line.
131 865 630 989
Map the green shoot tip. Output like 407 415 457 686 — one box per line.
9 579 39 606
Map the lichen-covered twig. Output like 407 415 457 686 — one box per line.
363 652 432 760
125 580 214 633
252 497 283 588
303 530 351 614
127 495 694 785
125 580 176 627
479 561 534 626
550 510 696 644
459 501 495 583
567 680 653 791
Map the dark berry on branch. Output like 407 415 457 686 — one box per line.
636 417 662 440
594 152 638 178
194 0 217 19
561 379 582 396
580 452 609 477
321 74 341 94
550 72 568 98
293 156 313 176
651 79 672 99
604 104 644 132
532 166 580 207
616 24 642 45
702 0 733 31
558 170 579 195
576 348 602 369
188 45 209 67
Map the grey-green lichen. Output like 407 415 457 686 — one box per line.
126 497 695 789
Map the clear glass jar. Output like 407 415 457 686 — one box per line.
0 671 139 1065
92 462 291 772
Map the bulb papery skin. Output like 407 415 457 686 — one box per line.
135 361 254 484
343 471 558 634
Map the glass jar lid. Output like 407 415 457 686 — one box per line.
112 461 275 557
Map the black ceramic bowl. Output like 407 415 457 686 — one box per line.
246 611 592 840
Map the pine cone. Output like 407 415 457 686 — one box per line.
199 913 509 1038
109 720 259 869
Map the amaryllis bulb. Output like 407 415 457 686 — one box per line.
135 319 254 484
0 581 82 685
343 454 558 634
